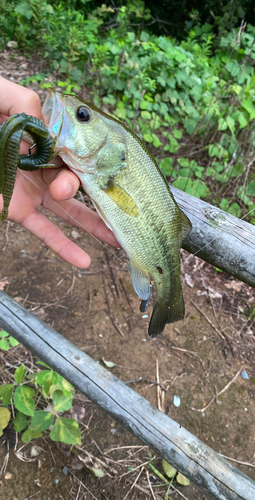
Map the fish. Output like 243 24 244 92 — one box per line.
42 91 192 337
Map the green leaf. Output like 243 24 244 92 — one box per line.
173 128 182 139
52 390 73 412
0 339 9 351
176 472 190 486
0 384 14 405
116 108 126 120
36 361 51 369
58 376 74 395
226 60 240 77
185 118 197 135
14 386 35 416
178 158 190 167
220 198 229 211
0 407 11 437
90 467 105 477
247 181 255 196
127 32 135 42
172 177 191 191
0 331 9 337
236 112 248 129
152 134 162 148
143 133 152 142
227 203 241 218
102 357 116 368
13 411 28 432
29 411 54 432
208 144 220 157
187 180 209 198
242 99 255 119
160 157 173 176
21 429 43 443
37 370 58 395
140 31 150 42
179 168 192 178
162 459 177 478
14 365 27 384
50 417 81 445
8 336 19 347
15 2 33 19
141 110 151 120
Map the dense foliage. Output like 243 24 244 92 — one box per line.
1 0 255 221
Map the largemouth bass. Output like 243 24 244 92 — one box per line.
42 91 192 337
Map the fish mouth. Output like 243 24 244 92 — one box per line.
42 90 64 140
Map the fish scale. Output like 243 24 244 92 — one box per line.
42 91 192 337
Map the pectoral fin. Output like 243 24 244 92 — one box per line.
103 183 139 217
92 199 113 231
129 262 151 300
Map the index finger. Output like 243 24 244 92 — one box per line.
0 76 42 119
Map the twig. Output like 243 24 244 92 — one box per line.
102 273 124 337
105 445 147 454
79 268 104 275
67 267 76 294
124 377 166 392
156 359 164 412
72 474 99 500
218 454 255 468
0 451 9 477
209 295 235 356
123 467 144 500
146 470 157 500
172 346 198 356
191 366 243 412
2 220 10 251
118 457 156 479
75 482 81 500
104 251 119 298
119 276 135 313
170 484 190 500
191 299 234 356
23 491 41 500
163 372 187 386
190 300 225 340
84 291 92 319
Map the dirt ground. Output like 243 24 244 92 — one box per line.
0 204 255 500
0 50 255 500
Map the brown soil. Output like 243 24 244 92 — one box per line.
0 50 255 500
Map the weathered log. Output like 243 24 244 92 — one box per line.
171 186 255 288
0 290 254 500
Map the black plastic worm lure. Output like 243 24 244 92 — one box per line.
0 113 56 221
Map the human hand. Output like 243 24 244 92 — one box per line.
0 76 118 268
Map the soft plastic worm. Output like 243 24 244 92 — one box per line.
0 113 56 221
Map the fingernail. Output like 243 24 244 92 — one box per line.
63 183 73 200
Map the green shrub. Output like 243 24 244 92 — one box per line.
1 1 255 221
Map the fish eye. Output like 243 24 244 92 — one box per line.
76 106 91 123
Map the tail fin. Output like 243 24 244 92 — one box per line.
148 293 185 338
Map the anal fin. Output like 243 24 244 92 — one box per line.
129 261 151 301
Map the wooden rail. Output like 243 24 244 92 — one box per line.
0 290 255 500
172 187 255 288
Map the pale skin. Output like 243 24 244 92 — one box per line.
0 76 118 267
